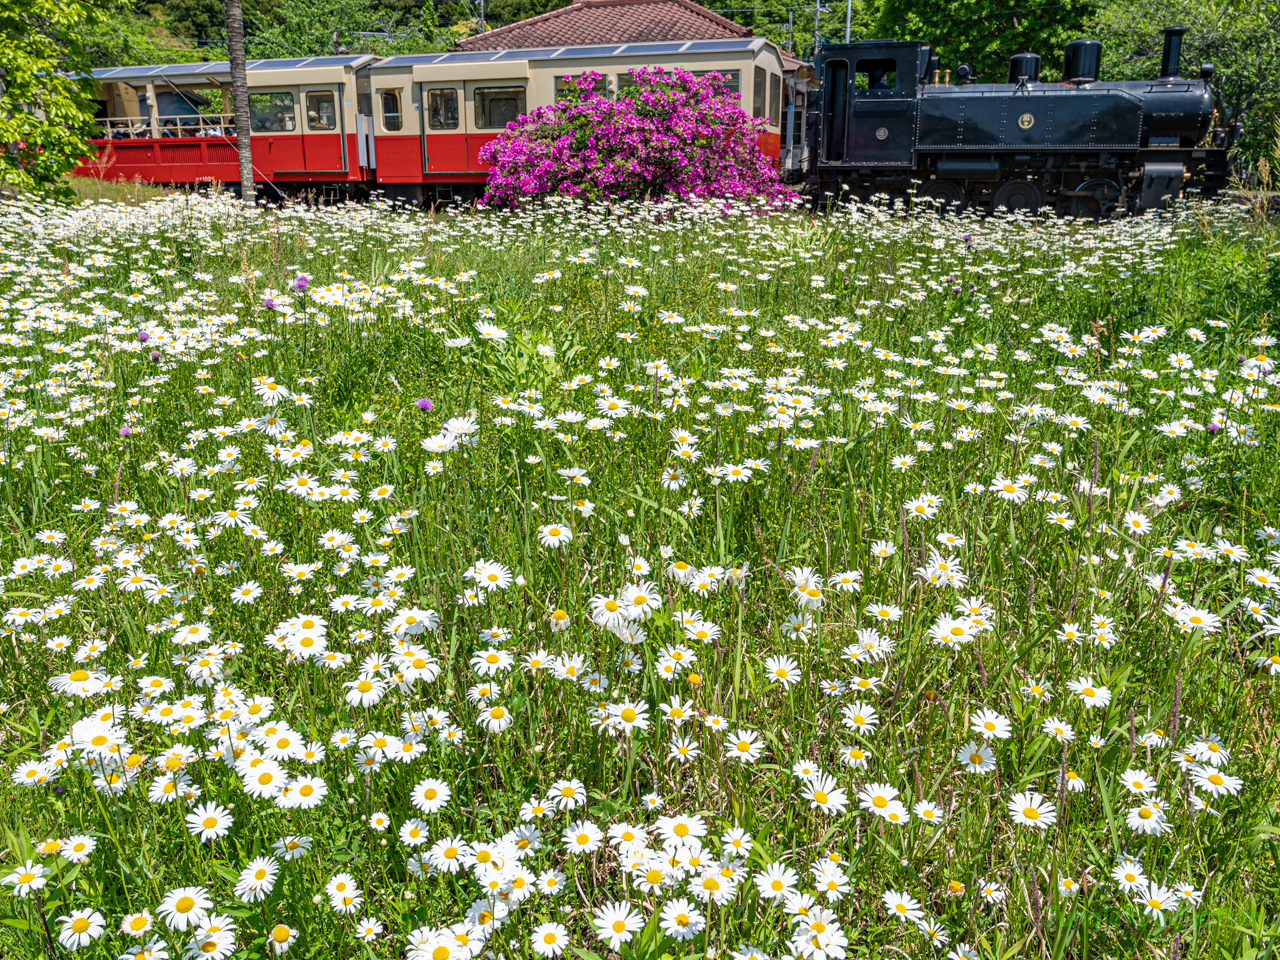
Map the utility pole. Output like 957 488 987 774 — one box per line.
812 0 820 59
333 30 339 55
844 0 851 42
787 9 793 54
221 0 254 204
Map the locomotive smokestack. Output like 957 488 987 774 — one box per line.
1160 27 1185 78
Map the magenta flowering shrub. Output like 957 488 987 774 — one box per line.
478 68 793 207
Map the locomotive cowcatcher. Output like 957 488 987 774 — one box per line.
795 28 1242 216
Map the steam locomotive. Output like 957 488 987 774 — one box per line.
794 28 1241 215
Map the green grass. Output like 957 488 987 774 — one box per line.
60 175 181 205
0 191 1276 960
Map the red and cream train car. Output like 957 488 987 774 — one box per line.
364 38 787 201
77 39 791 200
83 56 379 193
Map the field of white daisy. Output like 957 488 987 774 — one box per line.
0 191 1277 960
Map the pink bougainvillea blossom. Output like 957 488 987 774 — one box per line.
479 68 794 207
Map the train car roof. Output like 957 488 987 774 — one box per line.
374 37 771 69
90 55 380 83
86 39 784 86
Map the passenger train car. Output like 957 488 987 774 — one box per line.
78 39 792 201
84 55 379 191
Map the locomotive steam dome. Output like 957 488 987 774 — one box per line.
1007 53 1041 83
1062 39 1102 83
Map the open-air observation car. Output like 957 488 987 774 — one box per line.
84 55 379 192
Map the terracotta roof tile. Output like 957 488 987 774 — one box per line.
455 0 752 50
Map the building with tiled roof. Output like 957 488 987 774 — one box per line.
454 0 753 51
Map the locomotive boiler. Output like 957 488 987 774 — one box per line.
795 27 1241 216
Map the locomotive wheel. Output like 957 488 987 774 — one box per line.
992 180 1042 213
1070 178 1121 219
917 179 966 212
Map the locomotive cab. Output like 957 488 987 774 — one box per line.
817 42 931 169
806 30 1234 216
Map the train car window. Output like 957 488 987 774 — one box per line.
768 73 782 126
616 73 637 94
555 75 607 100
821 59 848 161
356 79 372 117
854 58 897 90
475 87 527 129
752 66 766 118
380 89 403 132
306 92 337 131
427 89 459 129
691 70 740 95
249 92 296 132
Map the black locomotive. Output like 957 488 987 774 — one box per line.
794 28 1242 216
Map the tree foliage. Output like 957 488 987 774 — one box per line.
1092 0 1280 164
164 0 283 44
872 0 1096 81
81 7 210 69
0 0 108 193
249 0 443 57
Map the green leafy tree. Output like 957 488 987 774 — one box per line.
480 0 569 21
251 0 443 56
1092 0 1280 164
82 7 210 68
704 0 878 60
165 0 283 45
0 0 109 194
873 0 1095 81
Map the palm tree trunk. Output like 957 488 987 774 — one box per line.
222 0 255 203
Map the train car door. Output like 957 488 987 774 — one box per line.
301 87 345 171
466 81 525 172
849 55 916 166
420 83 467 173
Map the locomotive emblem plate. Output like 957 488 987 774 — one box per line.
875 126 889 140
1017 112 1035 130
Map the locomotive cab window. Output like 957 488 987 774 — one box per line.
854 58 898 90
380 89 403 132
768 72 782 126
474 87 526 129
249 92 296 132
427 89 458 129
306 91 337 131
